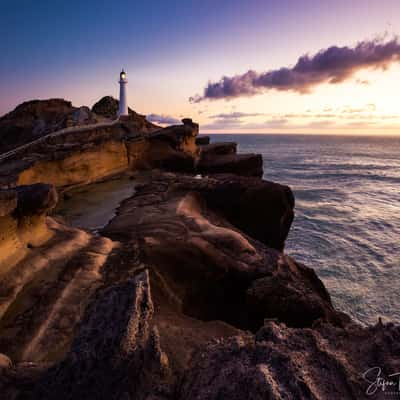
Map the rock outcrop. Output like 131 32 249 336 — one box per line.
0 122 131 189
20 271 173 400
0 97 265 190
0 117 199 189
92 96 160 133
0 184 57 268
197 141 263 177
0 99 106 153
179 321 400 400
195 135 210 145
103 172 342 330
0 170 397 399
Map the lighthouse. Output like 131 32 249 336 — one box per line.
118 69 129 117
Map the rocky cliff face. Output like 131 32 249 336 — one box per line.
0 117 199 190
0 99 397 399
0 105 261 189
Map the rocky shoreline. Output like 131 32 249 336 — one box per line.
0 98 399 399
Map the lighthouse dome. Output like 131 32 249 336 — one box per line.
120 70 127 80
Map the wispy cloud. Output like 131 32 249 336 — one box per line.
146 114 180 125
191 36 400 102
209 111 263 119
201 102 400 131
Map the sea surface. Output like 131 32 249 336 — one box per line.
209 134 400 326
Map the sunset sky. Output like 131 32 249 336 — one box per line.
1 0 400 134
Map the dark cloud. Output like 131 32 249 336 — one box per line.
146 114 180 125
191 37 400 102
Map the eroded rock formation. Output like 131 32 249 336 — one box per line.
197 141 263 177
0 169 397 399
0 116 198 189
0 184 57 268
179 321 400 400
92 96 159 133
0 99 105 153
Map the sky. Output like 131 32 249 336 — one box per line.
1 0 400 134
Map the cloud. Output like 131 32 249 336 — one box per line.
146 114 180 125
356 78 370 85
307 120 336 129
191 37 400 102
263 118 289 128
201 111 266 129
209 111 264 119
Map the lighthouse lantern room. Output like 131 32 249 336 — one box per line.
118 69 129 117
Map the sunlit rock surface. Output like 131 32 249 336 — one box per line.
0 114 198 189
0 184 57 268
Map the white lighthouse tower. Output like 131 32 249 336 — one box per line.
118 69 129 117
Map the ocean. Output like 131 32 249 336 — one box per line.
208 134 400 326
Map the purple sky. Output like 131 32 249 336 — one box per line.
1 0 400 133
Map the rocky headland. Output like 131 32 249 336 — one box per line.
0 98 398 399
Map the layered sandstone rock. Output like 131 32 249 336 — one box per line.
197 141 263 177
0 117 199 189
0 97 264 190
0 123 130 189
125 119 199 172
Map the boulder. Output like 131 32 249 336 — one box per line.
200 174 294 250
199 142 237 157
148 119 199 156
195 135 210 145
197 152 263 177
0 184 57 267
91 96 119 119
15 184 58 216
0 353 11 370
